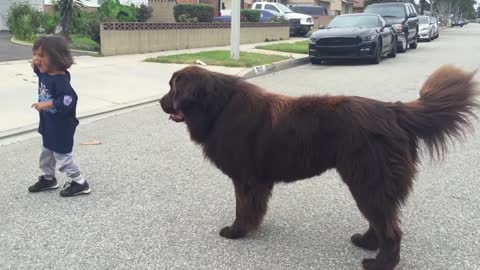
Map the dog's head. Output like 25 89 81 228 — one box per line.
160 66 236 142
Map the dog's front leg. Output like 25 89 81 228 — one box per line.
220 181 273 239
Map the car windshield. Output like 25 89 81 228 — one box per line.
328 15 380 28
276 4 293 13
364 5 405 18
418 16 429 24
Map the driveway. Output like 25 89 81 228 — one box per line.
0 31 34 61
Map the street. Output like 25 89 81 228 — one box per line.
0 25 479 270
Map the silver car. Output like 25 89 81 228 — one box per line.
430 16 439 39
418 15 435 41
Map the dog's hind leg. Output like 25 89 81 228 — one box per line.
220 182 273 239
355 194 402 270
351 224 379 251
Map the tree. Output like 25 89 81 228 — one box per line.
56 0 84 39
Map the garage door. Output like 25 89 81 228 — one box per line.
0 0 44 31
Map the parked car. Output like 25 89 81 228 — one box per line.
252 2 314 36
214 9 277 23
363 2 418 53
288 4 328 16
309 14 397 65
430 16 440 39
418 15 435 41
451 18 465 27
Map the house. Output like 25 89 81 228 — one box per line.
329 0 354 15
353 0 364 13
0 0 43 31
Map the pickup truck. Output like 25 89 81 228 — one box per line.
251 2 314 36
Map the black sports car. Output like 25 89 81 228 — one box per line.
309 13 398 64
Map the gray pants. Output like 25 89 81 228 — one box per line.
40 146 81 179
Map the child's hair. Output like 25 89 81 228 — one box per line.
33 35 74 71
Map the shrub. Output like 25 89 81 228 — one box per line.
70 34 100 52
174 4 214 23
241 9 260 22
135 3 153 22
271 16 288 23
71 11 101 42
178 14 198 23
41 14 59 34
99 0 137 22
5 2 42 40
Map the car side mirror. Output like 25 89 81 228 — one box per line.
409 13 416 18
384 23 392 27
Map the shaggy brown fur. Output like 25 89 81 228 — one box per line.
160 65 478 270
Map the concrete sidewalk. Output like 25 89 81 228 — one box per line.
0 38 307 136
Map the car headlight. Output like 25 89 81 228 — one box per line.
363 34 377 41
309 37 318 44
392 24 403 33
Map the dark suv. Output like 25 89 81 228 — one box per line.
363 2 418 53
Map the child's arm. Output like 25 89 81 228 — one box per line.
31 101 53 111
51 78 76 112
31 55 40 75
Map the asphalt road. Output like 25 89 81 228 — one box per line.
0 31 35 62
0 31 86 62
1 25 480 270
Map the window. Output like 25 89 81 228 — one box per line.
265 4 280 12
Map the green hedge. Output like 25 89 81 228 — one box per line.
174 4 214 23
5 2 42 41
241 10 260 22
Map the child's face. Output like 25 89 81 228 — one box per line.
33 47 52 73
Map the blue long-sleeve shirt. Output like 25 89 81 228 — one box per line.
35 66 79 154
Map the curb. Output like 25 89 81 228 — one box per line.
241 56 310 79
1 56 308 142
0 96 161 141
10 37 99 55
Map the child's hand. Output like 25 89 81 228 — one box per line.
31 101 53 111
31 55 39 69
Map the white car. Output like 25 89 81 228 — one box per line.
418 15 435 42
252 2 314 36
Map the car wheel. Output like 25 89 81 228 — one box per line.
409 35 418 49
370 40 382 64
387 38 397 58
310 58 322 65
398 36 407 53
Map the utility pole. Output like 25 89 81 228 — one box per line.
430 0 434 15
230 0 241 60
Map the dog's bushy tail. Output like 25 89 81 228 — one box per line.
397 65 479 158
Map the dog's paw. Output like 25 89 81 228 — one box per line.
362 259 379 270
219 226 246 239
351 233 379 251
362 258 394 270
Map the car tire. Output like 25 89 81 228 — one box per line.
370 40 382 64
387 38 397 58
409 35 418 49
310 58 322 65
398 36 407 53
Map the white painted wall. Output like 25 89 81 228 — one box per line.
0 0 43 31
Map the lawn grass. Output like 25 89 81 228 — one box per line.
145 50 290 67
69 34 100 52
256 41 308 55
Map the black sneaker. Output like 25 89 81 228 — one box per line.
60 181 91 197
28 176 59 192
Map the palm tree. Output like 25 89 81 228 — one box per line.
56 0 84 40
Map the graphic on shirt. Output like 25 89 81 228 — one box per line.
63 96 73 106
38 82 57 113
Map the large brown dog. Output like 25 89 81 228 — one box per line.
160 65 478 270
